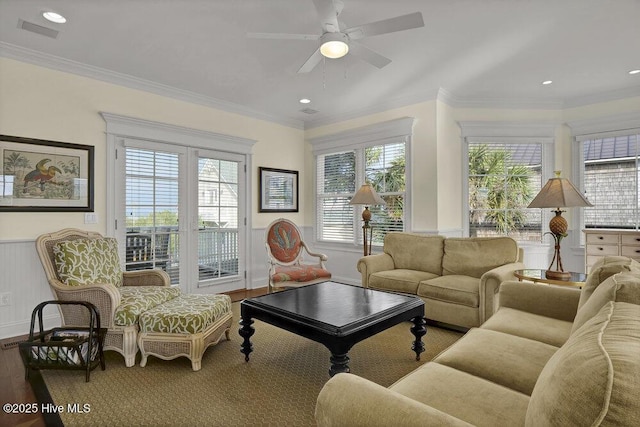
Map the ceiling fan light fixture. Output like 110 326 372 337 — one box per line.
320 33 349 59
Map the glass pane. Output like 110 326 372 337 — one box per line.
197 156 240 283
319 197 354 242
584 135 639 229
124 147 180 285
468 142 543 241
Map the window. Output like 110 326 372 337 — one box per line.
581 133 640 229
311 118 413 248
460 122 554 243
467 142 543 241
125 147 181 283
570 112 640 234
103 112 255 294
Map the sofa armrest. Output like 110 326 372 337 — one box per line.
497 281 580 322
315 373 473 427
357 254 395 288
479 261 526 323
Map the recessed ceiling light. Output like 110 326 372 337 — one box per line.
299 98 311 104
542 80 553 85
42 11 66 24
630 69 640 75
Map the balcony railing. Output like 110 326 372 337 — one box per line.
125 226 239 284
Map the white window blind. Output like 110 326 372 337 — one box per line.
125 147 180 284
316 142 406 246
467 142 543 242
311 118 413 248
365 142 405 237
316 151 356 243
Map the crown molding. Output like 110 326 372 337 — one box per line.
0 42 304 130
309 117 415 154
563 85 640 109
566 111 640 137
304 90 438 130
2 42 639 132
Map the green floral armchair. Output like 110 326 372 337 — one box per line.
265 219 331 292
36 228 178 367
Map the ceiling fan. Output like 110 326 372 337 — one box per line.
247 0 424 73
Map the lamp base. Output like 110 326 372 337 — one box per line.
545 270 571 281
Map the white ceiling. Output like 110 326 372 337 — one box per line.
1 0 639 129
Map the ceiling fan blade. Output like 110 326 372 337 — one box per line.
312 0 342 33
345 11 424 40
348 42 392 69
298 48 324 73
247 32 320 41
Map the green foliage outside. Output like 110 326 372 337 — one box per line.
126 210 178 228
468 145 535 235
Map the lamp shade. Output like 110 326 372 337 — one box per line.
527 171 593 209
349 184 386 206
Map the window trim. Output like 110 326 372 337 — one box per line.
458 121 555 242
309 117 414 247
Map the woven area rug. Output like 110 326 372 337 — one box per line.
40 302 462 426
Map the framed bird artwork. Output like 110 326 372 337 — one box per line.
0 135 94 212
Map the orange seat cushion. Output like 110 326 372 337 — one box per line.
272 265 331 283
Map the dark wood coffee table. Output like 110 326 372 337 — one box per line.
239 281 426 377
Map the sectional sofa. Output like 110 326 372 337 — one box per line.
315 256 640 426
358 233 524 328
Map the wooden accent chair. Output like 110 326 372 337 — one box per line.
36 228 175 367
265 218 331 293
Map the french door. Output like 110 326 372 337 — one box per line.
191 149 246 290
114 138 247 293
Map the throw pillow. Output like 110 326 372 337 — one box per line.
53 238 123 287
526 301 640 427
572 270 640 333
578 256 640 308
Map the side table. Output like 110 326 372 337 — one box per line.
514 269 586 288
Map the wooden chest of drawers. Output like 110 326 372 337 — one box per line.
584 229 640 273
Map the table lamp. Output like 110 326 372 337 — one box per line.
527 171 593 280
349 183 386 256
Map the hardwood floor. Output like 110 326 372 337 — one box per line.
0 287 267 427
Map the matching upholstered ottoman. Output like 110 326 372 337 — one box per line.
137 294 233 371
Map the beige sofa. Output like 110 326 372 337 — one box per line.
316 256 640 427
358 233 524 328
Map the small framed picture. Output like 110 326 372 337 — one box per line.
259 167 298 212
0 135 94 212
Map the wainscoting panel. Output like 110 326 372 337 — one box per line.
0 239 60 340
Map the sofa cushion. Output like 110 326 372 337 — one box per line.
418 275 479 308
391 363 530 427
579 256 640 309
481 307 572 347
53 238 123 287
114 286 182 326
383 233 444 275
369 270 439 294
442 237 519 278
434 328 558 395
139 294 232 334
526 301 640 427
272 265 331 283
571 270 640 333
